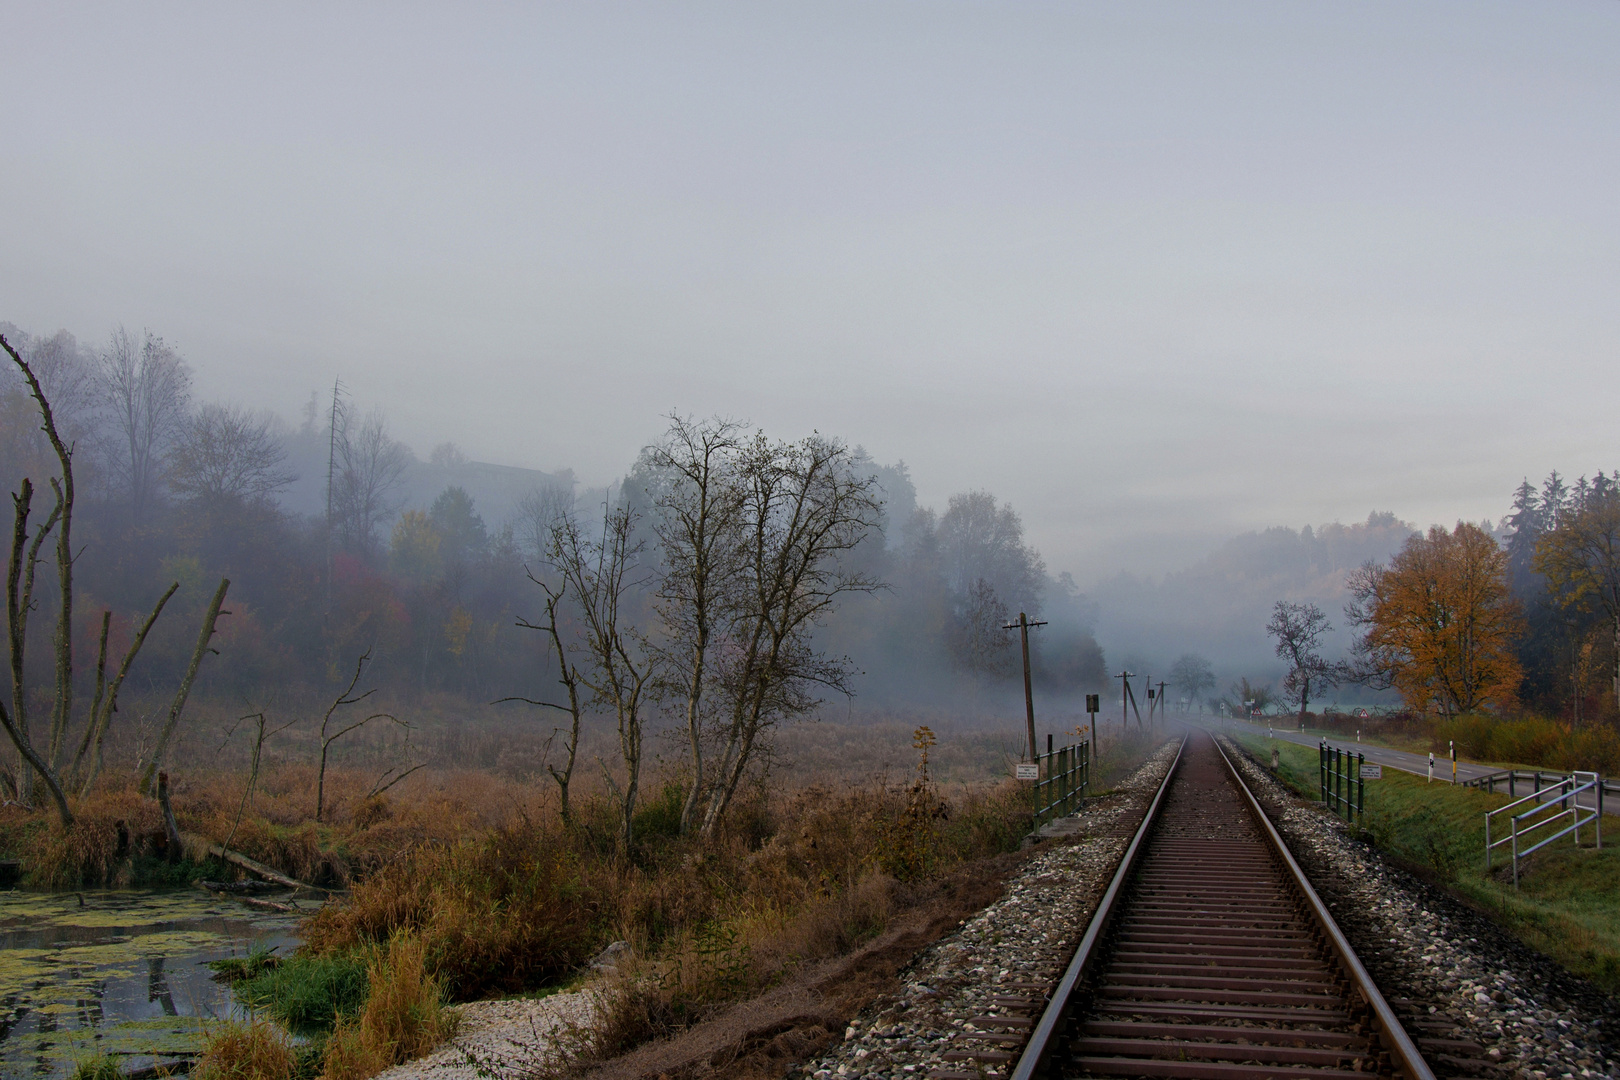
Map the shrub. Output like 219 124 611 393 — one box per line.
237 953 369 1036
193 1020 296 1080
300 819 603 999
1434 714 1620 773
320 934 454 1080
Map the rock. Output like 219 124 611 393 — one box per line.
588 940 632 973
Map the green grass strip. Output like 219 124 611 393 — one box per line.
1236 734 1620 994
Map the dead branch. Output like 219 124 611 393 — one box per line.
139 578 229 795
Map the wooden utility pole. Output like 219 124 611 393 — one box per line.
1115 669 1142 729
1003 612 1047 762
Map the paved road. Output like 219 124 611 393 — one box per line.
1194 716 1617 821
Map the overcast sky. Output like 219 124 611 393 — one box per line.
3 3 1617 583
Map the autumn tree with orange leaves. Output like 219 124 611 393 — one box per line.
1344 522 1522 717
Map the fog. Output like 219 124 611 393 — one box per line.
2 4 1618 708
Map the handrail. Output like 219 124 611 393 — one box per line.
1485 771 1601 886
1215 736 1436 1080
1009 735 1186 1080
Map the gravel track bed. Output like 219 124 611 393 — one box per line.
788 740 1182 1080
1220 734 1619 1080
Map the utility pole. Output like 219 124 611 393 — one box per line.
1115 670 1142 729
1156 681 1167 727
1003 612 1048 762
325 379 345 610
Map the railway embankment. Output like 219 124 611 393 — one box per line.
788 739 1182 1080
1226 734 1619 1080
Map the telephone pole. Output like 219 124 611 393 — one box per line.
1115 670 1142 729
1003 612 1047 762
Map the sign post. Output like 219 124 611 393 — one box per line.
1085 693 1099 754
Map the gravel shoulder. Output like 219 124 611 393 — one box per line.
787 739 1183 1080
1220 734 1619 1080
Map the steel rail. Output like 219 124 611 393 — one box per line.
1008 734 1187 1080
1005 733 1435 1080
1211 735 1435 1080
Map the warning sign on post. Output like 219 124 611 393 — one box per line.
1360 764 1383 779
1015 763 1040 781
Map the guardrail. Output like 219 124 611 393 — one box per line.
1033 740 1089 829
1318 739 1365 822
1485 771 1603 887
1467 767 1617 810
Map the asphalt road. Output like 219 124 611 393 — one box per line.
1193 715 1617 821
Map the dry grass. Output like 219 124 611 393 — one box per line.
320 934 456 1080
193 1020 296 1080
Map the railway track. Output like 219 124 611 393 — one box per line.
939 730 1443 1080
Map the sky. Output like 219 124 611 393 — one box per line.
3 3 1618 584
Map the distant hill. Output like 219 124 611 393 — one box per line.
1091 512 1417 687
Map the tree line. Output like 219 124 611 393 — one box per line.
0 322 1107 833
1253 471 1620 729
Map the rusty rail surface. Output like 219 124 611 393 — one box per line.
970 729 1436 1080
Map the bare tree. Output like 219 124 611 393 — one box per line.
138 578 231 795
97 326 192 521
1168 653 1216 713
503 571 586 824
168 403 296 508
701 433 883 835
643 415 745 834
315 650 406 822
331 407 411 560
1266 600 1337 731
68 583 178 794
548 504 652 849
513 482 576 563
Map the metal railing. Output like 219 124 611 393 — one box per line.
1485 772 1603 887
1033 741 1089 829
1467 768 1616 812
1318 740 1365 822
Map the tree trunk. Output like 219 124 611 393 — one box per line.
139 579 229 795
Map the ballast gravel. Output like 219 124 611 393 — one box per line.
787 740 1183 1080
1220 734 1618 1080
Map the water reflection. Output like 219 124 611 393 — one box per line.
0 890 303 1077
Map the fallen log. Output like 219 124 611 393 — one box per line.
198 879 281 895
183 832 316 892
232 895 300 914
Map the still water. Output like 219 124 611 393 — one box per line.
0 890 302 1078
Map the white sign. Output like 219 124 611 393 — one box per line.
1360 764 1383 780
1015 763 1040 781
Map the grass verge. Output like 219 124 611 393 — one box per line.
1238 733 1620 993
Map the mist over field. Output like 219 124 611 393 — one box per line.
3 3 1618 746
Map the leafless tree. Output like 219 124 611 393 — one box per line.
700 433 883 836
512 482 575 563
315 650 406 822
950 577 1013 676
503 571 586 824
643 415 745 834
168 403 296 508
1168 653 1216 713
548 504 652 848
331 407 411 560
138 578 231 795
97 326 192 521
1266 600 1337 730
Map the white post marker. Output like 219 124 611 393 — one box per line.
1450 740 1457 784
1428 752 1434 783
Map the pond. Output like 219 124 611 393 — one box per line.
0 889 305 1078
